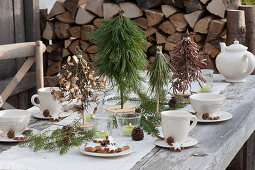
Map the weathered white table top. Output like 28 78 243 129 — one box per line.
0 75 255 170
132 75 255 170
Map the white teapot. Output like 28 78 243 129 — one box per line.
216 40 255 82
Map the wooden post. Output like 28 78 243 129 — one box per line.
226 10 246 46
36 41 45 90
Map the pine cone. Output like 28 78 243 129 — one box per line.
168 97 177 108
135 107 142 113
166 136 174 145
202 113 209 120
7 129 15 139
62 125 72 132
43 109 50 117
62 136 71 145
131 126 144 141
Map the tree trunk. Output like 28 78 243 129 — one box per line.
226 10 246 46
120 88 124 109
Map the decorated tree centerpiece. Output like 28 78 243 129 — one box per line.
89 9 148 113
147 46 172 115
170 31 206 94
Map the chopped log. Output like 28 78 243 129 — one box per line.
136 0 162 10
42 22 56 40
204 42 219 58
46 60 61 76
159 21 176 34
87 45 98 53
81 25 94 40
161 5 178 18
56 11 75 24
200 0 210 4
47 1 66 19
197 43 204 50
93 18 102 26
44 76 59 87
145 27 158 38
55 22 71 39
47 49 62 61
169 13 188 32
62 48 71 57
103 3 120 18
86 0 103 17
164 42 175 51
206 0 226 18
80 40 89 51
119 2 143 19
209 38 225 50
156 32 167 44
184 0 204 13
64 38 75 48
226 10 246 46
223 0 241 10
206 19 226 41
239 5 255 56
184 10 204 28
69 26 81 38
145 10 164 27
167 32 183 43
148 45 157 55
147 35 156 42
163 0 184 8
69 40 80 54
46 41 63 53
198 51 217 72
75 4 96 25
149 56 155 63
194 33 206 43
133 17 148 29
194 16 214 34
82 52 90 62
63 0 89 18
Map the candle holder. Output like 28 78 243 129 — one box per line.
200 69 214 93
116 112 141 136
92 114 113 138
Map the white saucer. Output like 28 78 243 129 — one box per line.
197 111 232 123
32 111 71 120
154 137 198 148
0 129 39 142
78 145 134 157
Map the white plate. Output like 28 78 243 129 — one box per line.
78 145 134 157
197 111 232 123
32 111 71 120
154 137 198 148
0 129 39 143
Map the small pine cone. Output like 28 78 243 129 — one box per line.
131 126 144 141
202 113 209 120
62 136 71 145
166 136 174 145
135 107 142 113
7 129 15 139
62 125 72 132
168 97 177 108
43 109 50 117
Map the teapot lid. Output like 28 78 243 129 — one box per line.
226 40 248 51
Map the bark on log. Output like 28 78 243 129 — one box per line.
226 10 246 46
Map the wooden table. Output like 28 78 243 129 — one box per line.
0 75 255 170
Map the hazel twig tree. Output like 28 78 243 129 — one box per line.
89 9 148 109
147 46 172 115
170 31 207 94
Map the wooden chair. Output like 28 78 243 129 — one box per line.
0 41 45 109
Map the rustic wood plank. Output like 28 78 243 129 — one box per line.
35 41 44 90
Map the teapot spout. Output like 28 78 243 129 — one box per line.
220 43 226 52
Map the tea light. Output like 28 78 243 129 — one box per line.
200 69 213 93
123 123 135 135
200 84 211 92
95 130 109 138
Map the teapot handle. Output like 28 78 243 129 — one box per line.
242 53 255 75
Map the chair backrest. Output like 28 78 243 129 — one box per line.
0 41 45 109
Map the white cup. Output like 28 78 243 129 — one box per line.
161 111 197 142
31 87 62 116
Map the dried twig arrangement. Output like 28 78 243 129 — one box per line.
52 46 106 126
170 31 206 94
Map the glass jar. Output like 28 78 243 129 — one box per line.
200 69 214 93
92 114 113 138
116 112 141 136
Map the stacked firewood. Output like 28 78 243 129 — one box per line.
42 0 238 84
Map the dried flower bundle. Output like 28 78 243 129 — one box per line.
170 31 206 94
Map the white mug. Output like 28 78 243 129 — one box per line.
31 87 62 116
161 111 197 142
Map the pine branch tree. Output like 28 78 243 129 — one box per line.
89 10 149 109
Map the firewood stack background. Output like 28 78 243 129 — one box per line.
42 0 240 86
